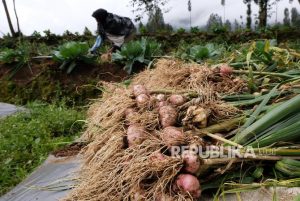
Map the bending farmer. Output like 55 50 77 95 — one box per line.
90 8 136 54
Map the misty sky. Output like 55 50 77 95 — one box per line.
0 0 299 36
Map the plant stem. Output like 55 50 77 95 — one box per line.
204 132 243 148
199 117 246 134
32 56 53 59
253 148 300 156
149 89 198 97
233 70 296 79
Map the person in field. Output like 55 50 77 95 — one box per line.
89 8 136 55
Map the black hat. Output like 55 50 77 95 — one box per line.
92 9 108 22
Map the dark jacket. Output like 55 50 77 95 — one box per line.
92 9 135 39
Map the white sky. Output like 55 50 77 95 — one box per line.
0 0 299 36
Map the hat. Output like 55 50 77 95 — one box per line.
92 9 108 22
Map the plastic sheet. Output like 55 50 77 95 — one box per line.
0 155 81 201
0 103 23 118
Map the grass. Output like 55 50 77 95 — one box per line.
0 101 85 196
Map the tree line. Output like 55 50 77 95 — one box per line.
131 0 300 29
137 3 300 33
2 0 300 37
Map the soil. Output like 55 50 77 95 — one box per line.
0 59 129 86
52 142 87 157
0 59 131 105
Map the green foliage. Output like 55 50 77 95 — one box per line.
0 43 32 79
53 41 96 74
206 13 224 33
145 6 173 33
140 26 148 34
83 27 93 36
0 101 85 195
275 159 300 178
291 7 300 27
146 6 165 33
176 28 186 34
179 43 221 63
248 39 298 69
112 38 161 74
0 48 19 64
246 1 252 30
189 45 210 60
43 29 56 40
63 30 75 37
31 31 42 39
129 0 168 22
33 42 53 56
224 20 232 32
190 26 200 33
283 8 291 26
138 22 148 34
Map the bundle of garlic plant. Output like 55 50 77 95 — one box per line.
64 58 300 201
63 59 249 201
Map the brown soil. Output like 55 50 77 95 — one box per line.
52 142 87 157
0 59 133 105
0 59 129 86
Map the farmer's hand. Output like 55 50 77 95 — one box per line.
101 52 112 62
88 49 96 56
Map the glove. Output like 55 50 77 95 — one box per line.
89 49 96 55
89 35 102 55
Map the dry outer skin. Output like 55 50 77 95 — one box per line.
125 108 135 116
219 64 233 77
174 174 201 199
155 193 175 201
182 150 201 174
136 94 150 107
156 94 167 102
168 95 186 106
159 105 178 128
150 151 166 162
127 124 147 146
183 106 211 129
156 101 168 109
133 85 149 97
161 126 185 147
125 108 139 125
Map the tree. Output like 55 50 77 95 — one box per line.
234 19 241 31
146 6 172 33
138 22 147 34
224 20 232 31
13 0 21 34
251 0 295 29
206 13 223 32
221 0 226 23
244 0 252 29
129 0 169 21
274 0 280 24
253 0 269 28
291 7 300 27
283 8 291 26
83 27 92 36
2 0 17 37
131 0 298 26
289 0 300 4
188 0 192 28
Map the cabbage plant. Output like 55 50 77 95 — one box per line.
112 38 161 74
53 42 96 74
0 44 31 79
